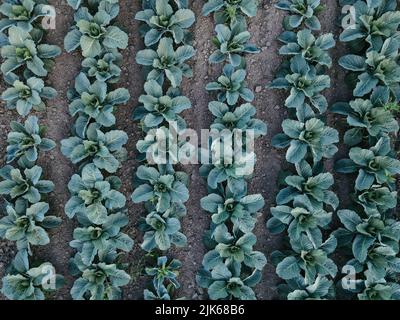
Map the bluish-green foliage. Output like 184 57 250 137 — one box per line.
0 0 63 300
62 0 132 300
266 0 339 300
196 0 267 300
331 0 400 300
134 0 195 300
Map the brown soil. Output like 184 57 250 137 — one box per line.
0 0 354 300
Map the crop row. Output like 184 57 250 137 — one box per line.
267 0 339 299
62 0 133 299
332 0 400 299
196 0 268 300
132 0 195 299
0 0 63 299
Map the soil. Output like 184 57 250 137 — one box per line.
0 0 361 300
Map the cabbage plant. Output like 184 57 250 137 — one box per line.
334 209 400 280
1 77 57 116
275 159 339 210
197 263 260 300
61 123 128 173
339 0 400 51
70 211 133 265
206 64 254 105
0 0 53 32
133 79 191 129
65 163 126 224
283 276 334 300
273 234 337 285
357 186 397 216
201 186 264 233
202 0 259 23
332 90 399 146
279 29 335 67
144 256 181 300
200 141 256 194
70 258 131 300
0 199 61 252
131 165 189 213
269 55 330 113
208 101 267 137
6 116 56 165
82 49 122 83
268 195 332 243
135 126 181 164
210 21 259 67
1 26 60 77
338 38 400 98
272 117 339 164
139 209 187 252
0 165 54 203
1 250 64 300
357 273 400 300
203 225 266 270
335 137 400 191
64 8 128 58
135 0 195 46
136 37 195 87
68 73 130 135
275 0 322 30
